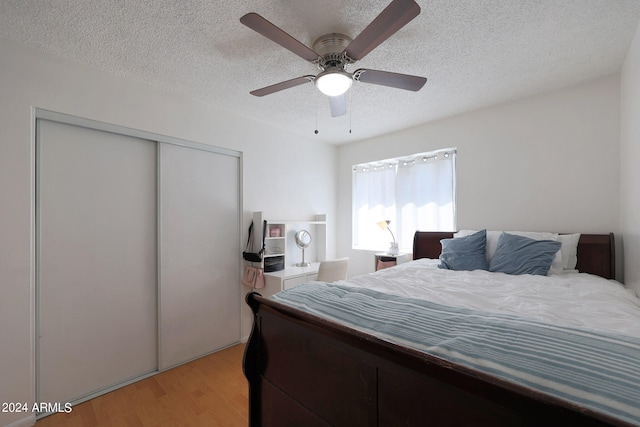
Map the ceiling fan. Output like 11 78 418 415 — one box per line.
240 0 427 117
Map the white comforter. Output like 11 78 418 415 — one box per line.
333 258 640 339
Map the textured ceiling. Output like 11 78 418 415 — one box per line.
1 0 640 144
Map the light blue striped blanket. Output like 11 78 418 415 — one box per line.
272 282 640 425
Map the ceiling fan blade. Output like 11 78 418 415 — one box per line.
344 0 420 61
240 13 320 62
250 76 314 97
329 94 347 117
354 69 426 91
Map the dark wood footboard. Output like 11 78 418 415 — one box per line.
243 292 627 427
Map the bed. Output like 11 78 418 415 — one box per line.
243 231 640 426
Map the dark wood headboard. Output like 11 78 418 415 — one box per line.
413 231 615 280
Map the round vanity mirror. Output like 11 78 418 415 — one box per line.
295 230 312 267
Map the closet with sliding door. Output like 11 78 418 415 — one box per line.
35 110 241 412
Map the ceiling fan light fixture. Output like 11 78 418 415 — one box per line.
315 69 353 97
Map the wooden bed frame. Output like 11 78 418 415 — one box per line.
244 232 626 426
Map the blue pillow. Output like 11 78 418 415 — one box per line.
438 230 489 271
489 232 562 276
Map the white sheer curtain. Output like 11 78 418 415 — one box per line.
395 154 456 249
352 164 397 250
352 150 456 251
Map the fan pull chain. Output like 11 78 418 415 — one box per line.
349 87 353 134
314 90 320 134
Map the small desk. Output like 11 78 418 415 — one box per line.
265 262 320 291
375 253 410 271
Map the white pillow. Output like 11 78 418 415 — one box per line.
455 230 563 275
558 233 581 270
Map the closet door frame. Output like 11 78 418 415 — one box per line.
33 108 243 410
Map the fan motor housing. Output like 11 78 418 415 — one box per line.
312 33 352 56
313 33 354 69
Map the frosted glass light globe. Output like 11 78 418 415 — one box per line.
315 70 352 97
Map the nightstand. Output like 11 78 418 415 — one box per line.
375 253 410 271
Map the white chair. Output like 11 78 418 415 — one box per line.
316 258 349 282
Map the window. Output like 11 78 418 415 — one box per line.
352 148 456 251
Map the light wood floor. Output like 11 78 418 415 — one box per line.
36 344 248 427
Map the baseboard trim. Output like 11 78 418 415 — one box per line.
4 413 36 427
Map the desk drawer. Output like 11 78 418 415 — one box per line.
283 273 318 290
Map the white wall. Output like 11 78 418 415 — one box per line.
0 37 336 427
621 21 640 297
337 76 621 278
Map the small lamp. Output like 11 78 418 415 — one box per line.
377 220 399 255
